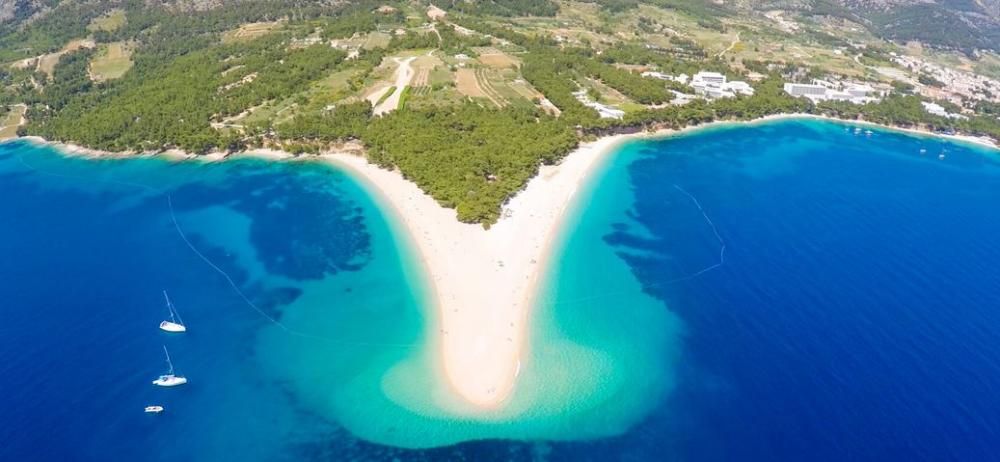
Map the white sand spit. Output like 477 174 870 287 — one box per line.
322 135 629 409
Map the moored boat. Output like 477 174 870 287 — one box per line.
152 345 187 387
159 291 186 333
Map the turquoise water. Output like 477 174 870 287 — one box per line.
0 144 432 459
0 139 675 458
5 117 1000 460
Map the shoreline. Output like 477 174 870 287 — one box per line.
320 134 632 409
5 113 997 410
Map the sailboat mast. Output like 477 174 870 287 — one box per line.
163 290 183 325
163 345 175 375
163 291 175 323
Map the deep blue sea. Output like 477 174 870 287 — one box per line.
4 118 1000 460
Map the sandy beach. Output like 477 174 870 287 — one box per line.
323 135 630 409
8 113 997 410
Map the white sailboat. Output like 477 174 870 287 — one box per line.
144 405 164 414
159 291 186 333
152 345 188 387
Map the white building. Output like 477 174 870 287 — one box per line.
783 81 878 104
690 71 753 99
692 71 726 86
722 80 754 96
784 83 827 98
921 101 967 120
846 84 875 99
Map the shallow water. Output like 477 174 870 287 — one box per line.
4 118 1000 460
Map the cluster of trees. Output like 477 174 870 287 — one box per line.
0 1 107 61
576 54 673 104
439 0 559 17
363 104 577 224
273 101 373 147
599 44 715 77
521 48 674 121
21 48 94 111
520 51 602 127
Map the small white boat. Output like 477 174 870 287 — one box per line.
939 154 946 160
865 130 873 136
144 405 164 414
152 345 187 387
920 148 927 154
159 291 186 333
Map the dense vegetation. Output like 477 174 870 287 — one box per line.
27 36 347 152
363 104 577 224
4 0 1000 225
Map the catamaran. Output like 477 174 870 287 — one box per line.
152 345 188 387
159 291 186 333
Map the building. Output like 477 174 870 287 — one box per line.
846 84 874 99
692 71 726 86
783 83 827 98
690 71 753 99
921 101 967 120
783 80 879 104
722 80 754 96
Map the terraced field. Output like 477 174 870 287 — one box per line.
222 21 283 44
475 68 506 107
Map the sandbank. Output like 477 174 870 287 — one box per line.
321 134 630 409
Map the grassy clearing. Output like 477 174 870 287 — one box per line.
90 42 133 82
87 9 126 32
0 105 26 139
363 32 392 49
222 21 283 44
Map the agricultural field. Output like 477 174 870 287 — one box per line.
87 9 126 32
89 42 133 82
454 63 540 110
408 52 443 97
455 68 488 100
475 48 519 69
